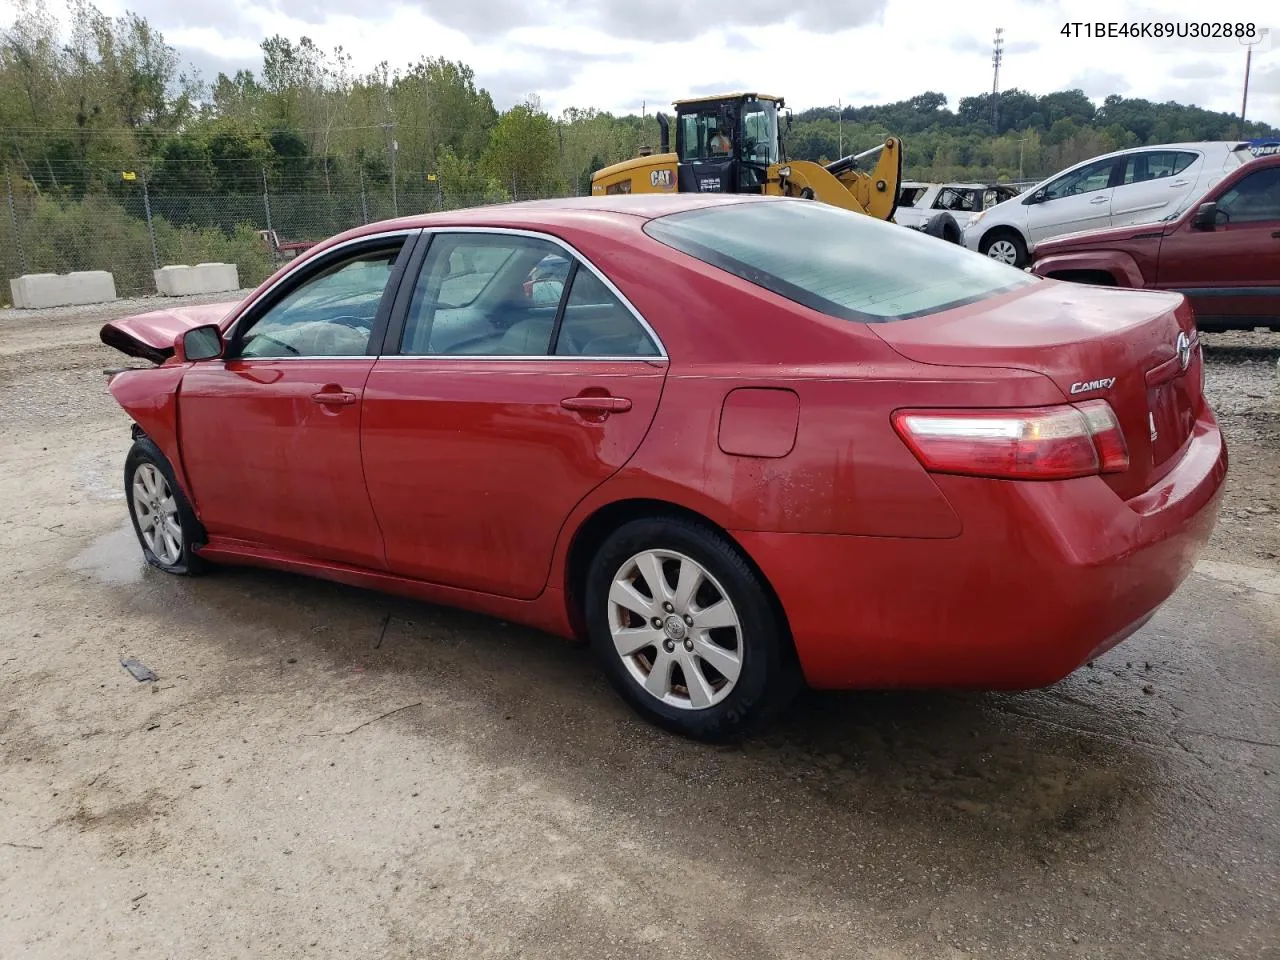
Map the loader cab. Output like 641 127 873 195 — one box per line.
673 93 784 195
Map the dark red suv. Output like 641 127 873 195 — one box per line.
1030 154 1280 330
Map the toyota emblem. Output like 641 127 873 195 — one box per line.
1176 331 1192 371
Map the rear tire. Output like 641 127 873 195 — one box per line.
584 516 802 741
980 229 1028 267
124 436 209 576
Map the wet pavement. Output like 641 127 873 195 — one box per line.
1 307 1277 959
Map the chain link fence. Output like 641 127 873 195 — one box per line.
1 169 577 303
0 166 1047 306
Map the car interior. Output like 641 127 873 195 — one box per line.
237 251 399 358
400 236 660 357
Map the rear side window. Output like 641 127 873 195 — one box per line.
554 269 661 357
643 199 1035 323
1121 151 1197 184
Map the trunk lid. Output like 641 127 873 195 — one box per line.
99 302 238 364
871 280 1204 500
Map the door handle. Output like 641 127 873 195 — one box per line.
561 395 632 413
1272 230 1280 239
311 390 357 406
1090 196 1109 204
1171 180 1189 187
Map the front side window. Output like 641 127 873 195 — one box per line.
739 98 779 165
1215 167 1280 223
982 187 1016 208
933 188 980 212
679 111 733 161
1120 150 1197 185
236 241 405 358
644 199 1035 323
400 233 565 356
1042 158 1117 201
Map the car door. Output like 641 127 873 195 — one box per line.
178 229 419 569
1025 156 1120 243
1156 164 1280 327
360 229 668 600
1109 149 1201 226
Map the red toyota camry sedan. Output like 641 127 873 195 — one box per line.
100 193 1227 740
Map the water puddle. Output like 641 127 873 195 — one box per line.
67 523 146 585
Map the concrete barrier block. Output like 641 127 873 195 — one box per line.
195 262 239 292
155 262 240 296
9 271 116 309
154 265 196 296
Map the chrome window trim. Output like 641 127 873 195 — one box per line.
373 354 666 363
221 227 421 344
215 223 671 363
220 354 664 363
400 224 669 361
220 355 374 363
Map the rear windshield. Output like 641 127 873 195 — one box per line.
643 199 1036 322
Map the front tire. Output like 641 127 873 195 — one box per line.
124 437 209 576
584 517 801 740
980 229 1028 267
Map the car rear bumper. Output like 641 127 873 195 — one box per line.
734 414 1228 690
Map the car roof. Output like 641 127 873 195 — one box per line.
298 194 787 260
353 193 781 233
1090 140 1250 162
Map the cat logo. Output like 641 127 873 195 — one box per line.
650 169 674 188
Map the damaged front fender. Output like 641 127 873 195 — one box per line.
99 301 239 365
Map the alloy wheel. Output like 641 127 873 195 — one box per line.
606 549 743 710
132 463 183 566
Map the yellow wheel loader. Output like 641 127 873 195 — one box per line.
590 93 904 222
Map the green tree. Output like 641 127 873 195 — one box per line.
483 100 559 195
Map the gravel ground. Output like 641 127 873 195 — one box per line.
0 296 1277 960
1196 328 1280 568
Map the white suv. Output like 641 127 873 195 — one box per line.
961 141 1255 267
895 181 1025 230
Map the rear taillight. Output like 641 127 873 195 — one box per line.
892 401 1129 481
1073 399 1129 473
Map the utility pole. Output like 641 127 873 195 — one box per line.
381 122 398 217
838 98 843 156
991 27 1004 135
1238 29 1269 138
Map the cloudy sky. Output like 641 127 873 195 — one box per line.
10 0 1279 125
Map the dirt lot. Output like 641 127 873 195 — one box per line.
1 297 1277 960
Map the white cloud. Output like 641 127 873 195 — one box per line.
8 0 1277 124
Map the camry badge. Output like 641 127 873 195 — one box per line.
1176 331 1192 371
1070 377 1116 395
